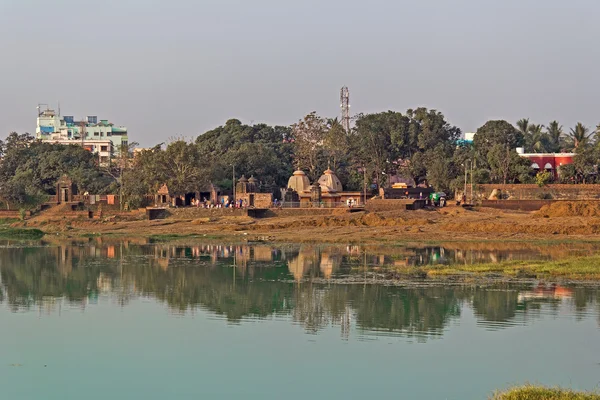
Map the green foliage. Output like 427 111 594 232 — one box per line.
474 120 523 163
353 108 460 191
196 119 294 188
491 385 600 400
0 132 115 207
535 170 552 187
565 122 591 151
486 144 531 184
0 228 44 240
547 120 563 152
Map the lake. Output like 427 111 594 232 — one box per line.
1 240 599 399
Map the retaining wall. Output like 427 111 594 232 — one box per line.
476 184 600 200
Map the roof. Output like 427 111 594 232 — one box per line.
157 184 170 195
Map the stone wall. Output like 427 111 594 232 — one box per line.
476 184 600 201
365 199 421 212
234 193 273 208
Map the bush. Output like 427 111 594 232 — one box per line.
535 170 552 187
491 385 600 399
536 192 553 200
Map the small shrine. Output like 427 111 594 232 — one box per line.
56 175 77 203
155 184 172 206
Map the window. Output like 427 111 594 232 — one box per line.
94 132 100 136
100 146 108 152
100 156 109 163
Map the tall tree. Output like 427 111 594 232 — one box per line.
291 112 327 181
473 120 523 165
546 121 563 153
195 119 294 189
323 118 349 172
566 122 591 151
527 124 547 153
516 118 530 149
163 140 206 195
353 111 404 190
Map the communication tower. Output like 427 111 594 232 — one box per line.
340 86 350 133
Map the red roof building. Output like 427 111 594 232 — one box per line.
517 149 575 178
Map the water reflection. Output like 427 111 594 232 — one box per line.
0 240 599 340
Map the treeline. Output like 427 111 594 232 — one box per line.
2 109 600 208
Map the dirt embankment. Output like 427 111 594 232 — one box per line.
17 201 600 243
536 201 600 218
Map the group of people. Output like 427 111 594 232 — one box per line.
190 197 248 209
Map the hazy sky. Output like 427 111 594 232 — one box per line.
1 0 599 146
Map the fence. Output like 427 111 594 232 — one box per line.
279 201 361 209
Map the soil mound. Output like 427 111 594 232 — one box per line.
537 201 600 218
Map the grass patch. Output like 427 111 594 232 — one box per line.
0 218 19 225
491 385 600 399
0 227 44 240
426 255 600 280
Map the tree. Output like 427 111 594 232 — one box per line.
546 121 563 153
354 108 460 190
0 133 116 208
565 122 591 151
291 112 327 181
323 118 349 172
196 119 294 189
527 124 547 153
487 144 530 184
571 146 597 183
353 112 403 190
163 140 206 195
516 118 530 149
473 120 523 166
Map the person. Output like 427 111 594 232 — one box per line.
462 194 466 205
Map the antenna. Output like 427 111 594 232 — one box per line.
340 86 350 133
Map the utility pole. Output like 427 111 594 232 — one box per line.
463 162 468 202
232 164 236 204
470 160 474 204
363 165 367 206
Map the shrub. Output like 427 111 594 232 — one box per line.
537 192 553 200
491 385 600 400
535 170 552 187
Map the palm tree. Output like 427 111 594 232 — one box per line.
594 123 600 148
566 122 591 151
546 121 563 153
516 118 529 146
527 124 547 153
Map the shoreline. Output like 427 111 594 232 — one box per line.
7 203 600 282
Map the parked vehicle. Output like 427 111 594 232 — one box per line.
430 192 447 207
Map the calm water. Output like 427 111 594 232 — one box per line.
1 240 600 399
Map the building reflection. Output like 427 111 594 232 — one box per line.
0 240 599 340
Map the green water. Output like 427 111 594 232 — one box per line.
1 240 599 399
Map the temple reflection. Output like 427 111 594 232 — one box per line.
0 240 599 340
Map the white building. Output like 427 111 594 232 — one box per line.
36 106 129 165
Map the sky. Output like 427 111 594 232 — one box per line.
0 0 599 147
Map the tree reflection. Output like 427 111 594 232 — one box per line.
0 241 598 338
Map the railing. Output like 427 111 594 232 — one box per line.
278 201 363 209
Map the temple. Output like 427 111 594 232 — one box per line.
285 168 362 207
